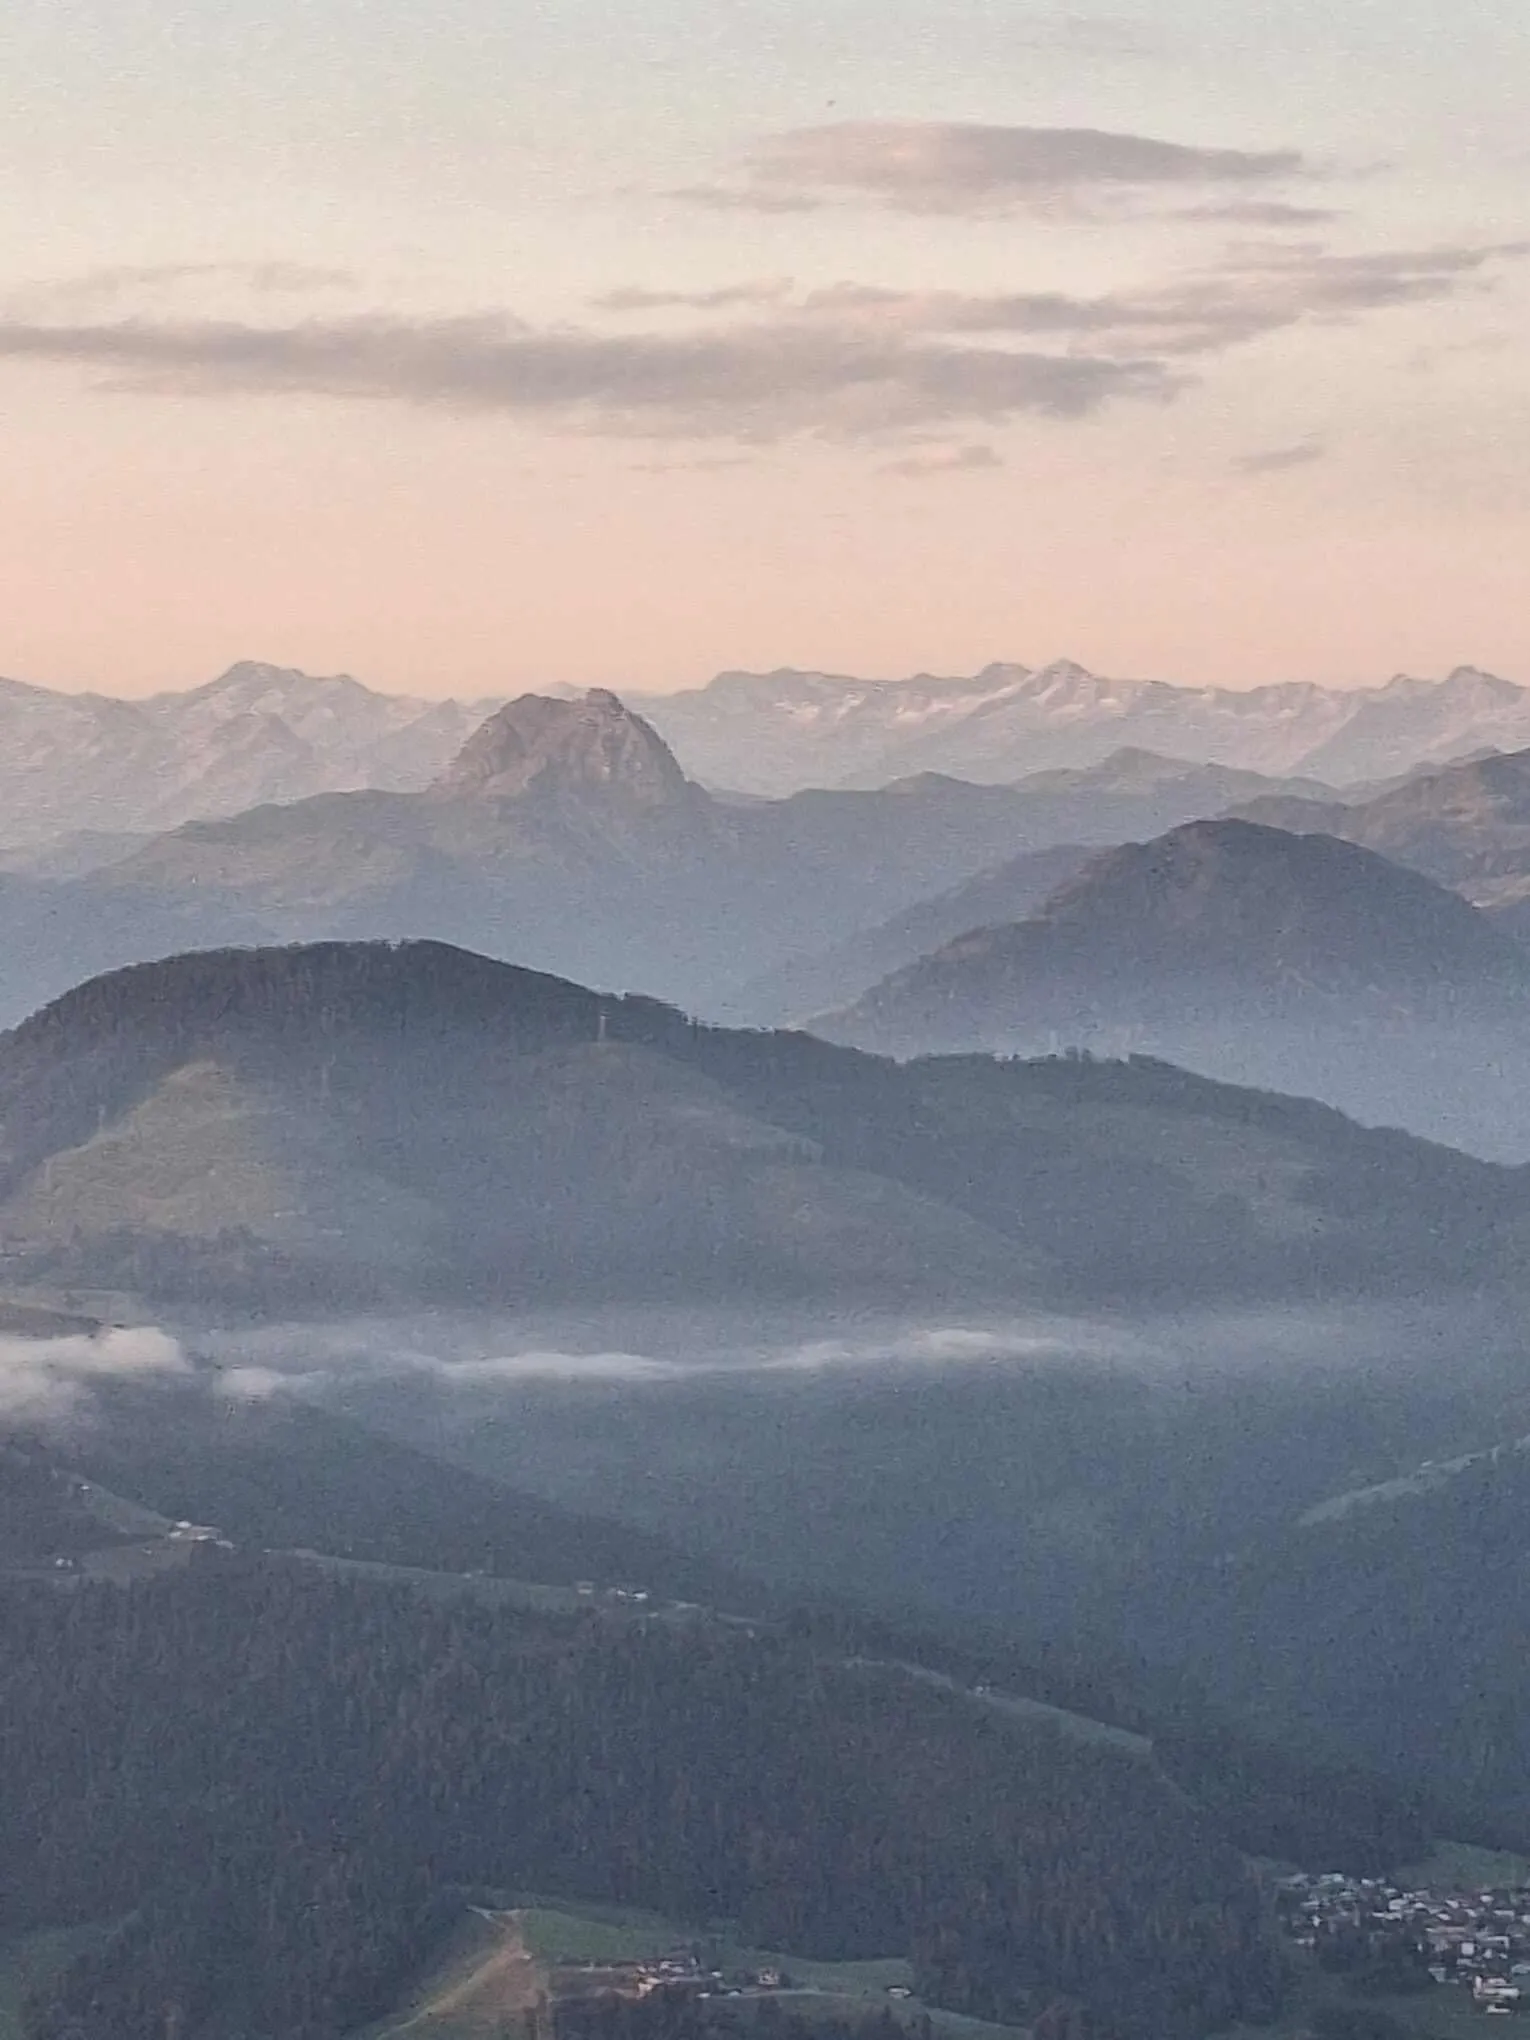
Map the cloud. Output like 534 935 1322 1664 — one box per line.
628 454 757 473
0 1326 189 1426
7 262 358 317
3 239 1512 450
195 1311 1129 1397
0 309 1177 440
669 185 823 216
691 120 1307 217
796 240 1528 358
884 442 1003 478
1234 438 1328 474
1179 200 1346 226
594 281 795 313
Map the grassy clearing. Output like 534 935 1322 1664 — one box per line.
1214 1945 1498 2040
513 1896 911 1988
516 1903 687 1965
1394 1839 1530 1891
506 1901 1020 2040
365 1911 544 2039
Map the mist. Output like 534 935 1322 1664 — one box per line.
0 1325 188 1426
180 1292 1530 1399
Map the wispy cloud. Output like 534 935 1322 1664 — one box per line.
1 239 1514 451
7 262 358 317
0 310 1177 440
594 280 795 313
1179 200 1347 227
669 185 823 216
884 443 1003 479
1233 438 1328 474
794 241 1528 358
684 120 1308 218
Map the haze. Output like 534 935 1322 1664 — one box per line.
5 0 1530 697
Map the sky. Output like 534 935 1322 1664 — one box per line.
2 0 1528 699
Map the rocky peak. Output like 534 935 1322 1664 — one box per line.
436 689 693 809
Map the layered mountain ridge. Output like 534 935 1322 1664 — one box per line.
9 696 1332 1024
821 819 1530 1155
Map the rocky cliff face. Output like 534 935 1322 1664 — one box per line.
436 689 695 811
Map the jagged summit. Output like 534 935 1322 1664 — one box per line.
435 688 693 809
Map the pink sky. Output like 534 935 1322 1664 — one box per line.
3 0 1528 698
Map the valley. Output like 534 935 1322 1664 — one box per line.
9 668 1530 2040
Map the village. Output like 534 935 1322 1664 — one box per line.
1279 1871 1530 2015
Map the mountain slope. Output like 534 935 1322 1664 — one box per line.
3 1552 1282 2040
736 842 1095 1026
0 938 1522 1311
1238 745 1530 937
634 660 1530 794
820 821 1530 1156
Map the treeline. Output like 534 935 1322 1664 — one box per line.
15 1385 1434 1878
0 1555 1283 2040
777 1606 1433 1873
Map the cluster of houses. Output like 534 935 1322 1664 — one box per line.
1279 1872 1530 2014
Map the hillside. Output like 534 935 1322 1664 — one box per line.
1 1551 1284 2040
1145 1433 1530 1841
1237 745 1530 929
728 752 1317 1026
1 1381 756 1609
735 842 1094 1025
819 821 1530 1156
0 939 1523 1310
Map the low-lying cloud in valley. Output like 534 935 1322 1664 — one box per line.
0 1326 189 1425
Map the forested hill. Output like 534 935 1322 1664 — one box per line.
0 939 1523 1309
0 1554 1282 2040
0 1387 754 1608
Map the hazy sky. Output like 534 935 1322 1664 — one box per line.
4 1 1528 697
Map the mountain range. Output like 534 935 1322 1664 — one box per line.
0 936 1519 1314
633 659 1530 793
9 685 1530 1154
1 657 1527 856
0 661 498 849
819 818 1530 1156
0 692 1341 1025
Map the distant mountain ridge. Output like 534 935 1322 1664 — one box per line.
633 660 1530 793
1 657 1525 849
821 819 1530 1157
1235 745 1530 933
0 661 501 848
